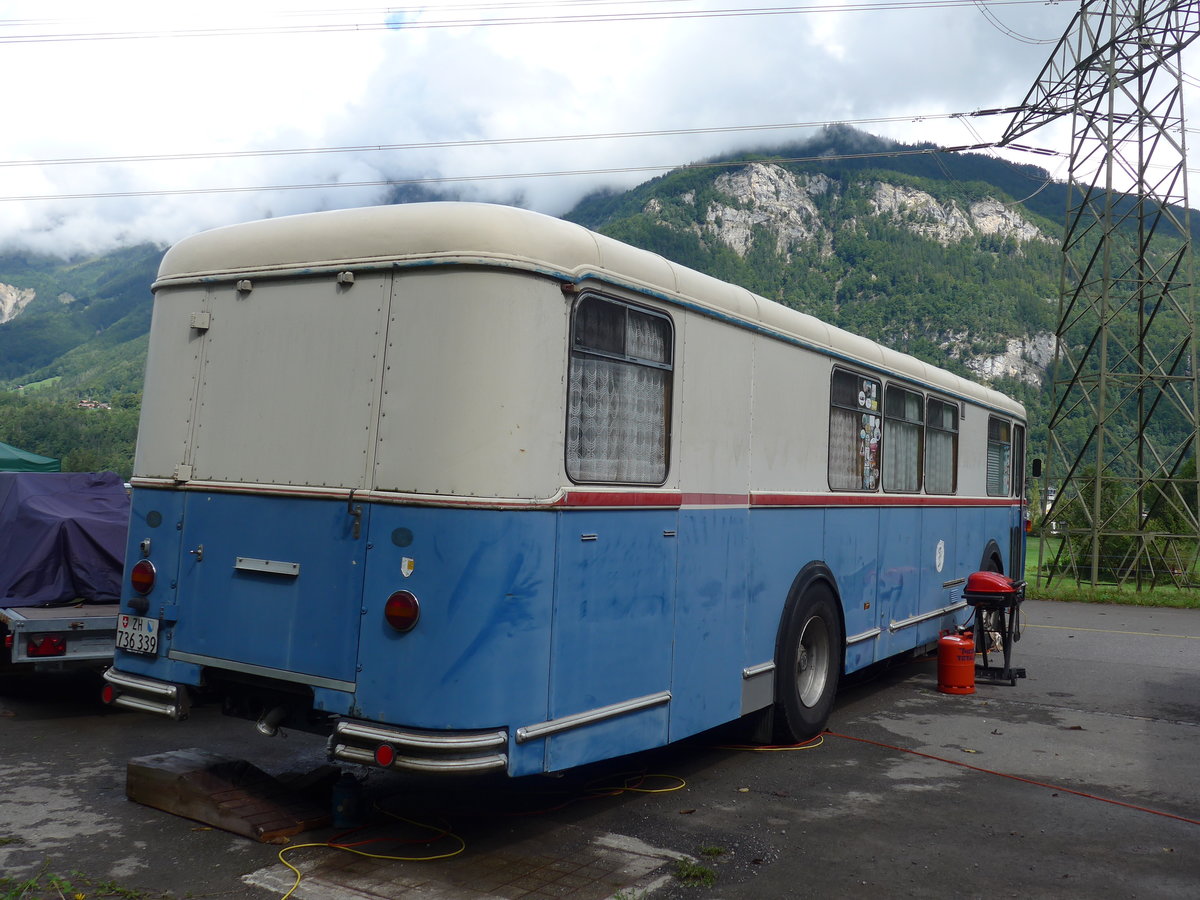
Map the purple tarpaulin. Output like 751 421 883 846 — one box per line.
0 472 130 607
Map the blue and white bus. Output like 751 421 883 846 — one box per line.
103 202 1027 775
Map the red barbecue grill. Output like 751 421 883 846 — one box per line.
963 571 1027 686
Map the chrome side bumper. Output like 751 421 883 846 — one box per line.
102 666 190 720
329 718 508 774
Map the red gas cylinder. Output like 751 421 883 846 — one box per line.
937 630 976 695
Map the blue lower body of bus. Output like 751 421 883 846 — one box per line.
107 489 1021 775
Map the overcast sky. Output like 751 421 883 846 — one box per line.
0 1 1190 257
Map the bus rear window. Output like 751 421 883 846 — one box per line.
566 295 673 484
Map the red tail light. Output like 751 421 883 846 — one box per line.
375 744 397 768
383 590 420 633
27 634 67 657
130 559 157 595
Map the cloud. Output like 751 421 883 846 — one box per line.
0 1 1187 258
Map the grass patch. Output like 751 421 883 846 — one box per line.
1026 582 1200 609
1023 538 1200 609
14 376 62 393
0 863 155 900
672 859 717 888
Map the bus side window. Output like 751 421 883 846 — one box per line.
987 417 1013 496
829 369 881 491
883 385 923 492
925 397 959 494
566 294 673 484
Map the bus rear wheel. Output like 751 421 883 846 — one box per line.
773 582 841 744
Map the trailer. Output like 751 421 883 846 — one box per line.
1 604 121 668
0 472 128 670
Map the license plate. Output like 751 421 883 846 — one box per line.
116 614 159 656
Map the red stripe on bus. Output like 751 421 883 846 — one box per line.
750 493 1021 508
560 490 684 508
559 491 1019 510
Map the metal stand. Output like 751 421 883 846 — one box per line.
972 590 1026 687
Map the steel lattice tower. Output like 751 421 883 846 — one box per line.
1001 0 1200 587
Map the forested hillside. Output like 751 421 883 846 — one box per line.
0 244 160 390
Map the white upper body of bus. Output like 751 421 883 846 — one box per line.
138 201 1025 503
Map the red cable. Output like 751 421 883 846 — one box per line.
824 730 1200 827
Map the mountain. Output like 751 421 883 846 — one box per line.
0 243 162 394
0 127 1120 472
567 129 1064 408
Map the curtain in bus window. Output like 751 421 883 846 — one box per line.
829 370 880 490
567 296 672 484
883 386 922 492
884 423 921 491
987 417 1012 496
567 359 668 483
925 398 958 494
627 308 669 363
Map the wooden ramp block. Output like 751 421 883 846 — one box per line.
127 748 332 844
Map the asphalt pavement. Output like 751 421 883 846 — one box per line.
1 598 1197 899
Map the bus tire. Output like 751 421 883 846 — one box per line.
977 543 1003 655
980 540 1003 574
773 579 842 744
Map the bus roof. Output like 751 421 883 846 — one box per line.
156 202 1025 418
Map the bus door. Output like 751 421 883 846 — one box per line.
824 509 883 671
162 273 392 688
546 508 678 771
876 505 958 657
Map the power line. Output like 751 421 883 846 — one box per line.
971 0 1058 44
0 113 973 169
0 0 1062 44
0 108 1073 204
0 147 986 203
0 0 699 28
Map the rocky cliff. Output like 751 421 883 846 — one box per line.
0 283 34 325
645 161 1049 259
629 160 1056 388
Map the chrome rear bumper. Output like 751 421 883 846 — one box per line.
102 667 190 720
329 718 508 774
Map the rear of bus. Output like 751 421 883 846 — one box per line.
102 205 580 775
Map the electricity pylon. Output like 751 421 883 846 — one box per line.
1002 0 1200 587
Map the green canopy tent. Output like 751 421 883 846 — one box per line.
0 441 60 473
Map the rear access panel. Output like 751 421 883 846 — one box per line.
168 491 368 688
